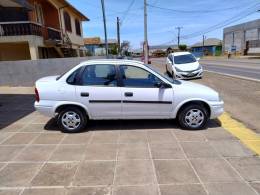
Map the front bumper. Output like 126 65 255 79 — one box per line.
175 69 203 80
208 101 224 119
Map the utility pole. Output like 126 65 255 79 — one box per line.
144 0 149 64
176 27 183 47
202 35 206 56
101 0 108 57
117 17 121 55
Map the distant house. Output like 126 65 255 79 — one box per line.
191 38 222 57
0 0 89 61
149 45 179 56
84 37 118 56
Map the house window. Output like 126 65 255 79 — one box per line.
35 3 44 24
63 11 72 32
75 19 81 36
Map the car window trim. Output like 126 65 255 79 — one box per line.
118 64 165 88
79 64 120 87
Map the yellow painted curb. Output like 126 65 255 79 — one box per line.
219 112 260 155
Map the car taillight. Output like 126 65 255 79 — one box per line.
35 88 40 102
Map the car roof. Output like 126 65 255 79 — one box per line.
80 59 144 65
170 52 191 57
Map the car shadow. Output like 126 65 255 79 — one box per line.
44 117 221 133
0 94 35 130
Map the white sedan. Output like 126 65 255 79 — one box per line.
34 59 223 133
166 52 203 79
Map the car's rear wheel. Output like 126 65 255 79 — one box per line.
58 107 87 133
178 104 209 130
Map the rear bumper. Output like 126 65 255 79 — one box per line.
34 102 54 117
209 101 224 119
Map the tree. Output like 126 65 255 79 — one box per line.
108 44 118 55
179 44 187 51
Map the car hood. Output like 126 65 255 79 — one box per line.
173 80 219 101
174 61 200 71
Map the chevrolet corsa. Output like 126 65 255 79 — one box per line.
34 60 224 133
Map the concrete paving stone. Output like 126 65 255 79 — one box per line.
202 128 237 140
173 130 207 142
31 162 78 186
22 188 67 195
0 163 42 187
67 187 112 195
210 140 255 157
118 143 150 160
0 145 25 161
250 183 260 194
31 115 51 124
154 160 199 184
159 184 207 195
115 160 156 185
14 145 56 162
32 133 65 144
147 130 176 143
49 145 85 161
2 133 39 145
190 158 242 183
113 185 159 195
119 131 147 143
0 133 14 143
180 142 219 158
73 161 115 186
205 182 258 195
0 189 22 195
0 163 5 170
19 124 45 132
90 131 119 144
227 157 260 181
0 123 26 132
61 133 92 144
85 144 117 160
150 143 185 159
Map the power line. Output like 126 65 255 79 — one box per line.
147 3 257 14
120 0 136 26
181 3 260 39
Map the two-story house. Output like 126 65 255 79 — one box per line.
0 0 89 61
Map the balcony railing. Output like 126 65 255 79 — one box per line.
0 21 42 37
0 21 61 41
46 27 61 41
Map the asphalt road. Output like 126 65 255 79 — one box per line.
152 58 260 80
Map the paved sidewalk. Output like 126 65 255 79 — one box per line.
0 110 260 195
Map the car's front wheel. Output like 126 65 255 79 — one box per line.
58 107 87 133
178 104 209 130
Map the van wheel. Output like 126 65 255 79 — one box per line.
178 104 209 130
58 107 87 133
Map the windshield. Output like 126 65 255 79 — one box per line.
145 64 176 83
174 54 196 64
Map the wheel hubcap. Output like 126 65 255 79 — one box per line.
184 109 204 128
61 111 81 130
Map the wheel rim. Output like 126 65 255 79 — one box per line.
61 111 81 130
184 109 205 128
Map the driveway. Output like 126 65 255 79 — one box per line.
0 92 260 195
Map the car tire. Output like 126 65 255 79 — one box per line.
58 107 87 133
178 104 209 130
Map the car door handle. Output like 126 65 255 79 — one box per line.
81 92 89 97
125 92 133 97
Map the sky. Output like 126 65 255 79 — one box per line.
68 0 260 49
